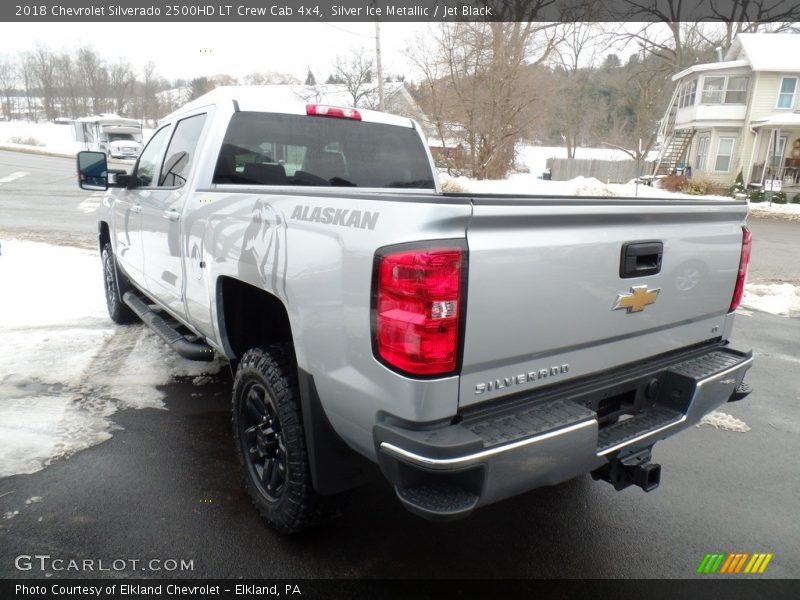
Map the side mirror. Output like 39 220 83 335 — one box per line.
77 151 108 191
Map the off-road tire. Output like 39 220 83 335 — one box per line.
232 343 346 533
101 242 136 324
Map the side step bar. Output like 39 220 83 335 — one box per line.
122 291 214 361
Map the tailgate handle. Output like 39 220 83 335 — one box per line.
620 241 663 278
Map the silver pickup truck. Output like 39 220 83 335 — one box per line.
76 86 753 533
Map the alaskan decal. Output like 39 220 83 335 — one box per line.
290 205 379 230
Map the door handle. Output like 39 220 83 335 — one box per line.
620 241 663 278
130 204 142 214
163 209 180 222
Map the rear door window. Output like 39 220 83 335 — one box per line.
213 112 434 189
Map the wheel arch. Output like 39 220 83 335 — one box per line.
216 276 293 363
218 276 368 496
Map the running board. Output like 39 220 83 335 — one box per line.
122 291 214 361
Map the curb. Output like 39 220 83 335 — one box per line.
0 144 75 159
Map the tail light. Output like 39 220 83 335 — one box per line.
372 242 466 377
306 104 361 120
729 226 752 312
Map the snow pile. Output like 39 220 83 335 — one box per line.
741 283 800 317
748 201 800 222
0 239 224 478
439 172 721 200
698 411 751 433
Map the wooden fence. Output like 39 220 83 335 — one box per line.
545 158 652 183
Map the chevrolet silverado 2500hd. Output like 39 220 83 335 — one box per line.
76 87 754 533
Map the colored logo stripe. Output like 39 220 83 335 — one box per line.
698 552 773 574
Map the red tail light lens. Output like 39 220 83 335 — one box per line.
729 226 752 312
373 243 466 376
306 104 361 120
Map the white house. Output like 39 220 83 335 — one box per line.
653 33 800 193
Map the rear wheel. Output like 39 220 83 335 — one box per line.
101 242 136 324
232 343 345 533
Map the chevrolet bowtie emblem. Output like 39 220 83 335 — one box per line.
612 285 660 313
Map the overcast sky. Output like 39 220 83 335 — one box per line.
0 22 429 81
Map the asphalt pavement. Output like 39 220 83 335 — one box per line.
0 150 798 579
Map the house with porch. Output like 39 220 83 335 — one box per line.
653 33 800 194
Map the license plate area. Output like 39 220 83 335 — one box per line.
579 374 666 429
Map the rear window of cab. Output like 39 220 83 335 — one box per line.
213 111 435 189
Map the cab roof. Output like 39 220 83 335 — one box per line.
161 85 415 129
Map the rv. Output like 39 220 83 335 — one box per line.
74 115 143 159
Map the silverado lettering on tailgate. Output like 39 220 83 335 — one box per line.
475 364 570 395
290 205 379 230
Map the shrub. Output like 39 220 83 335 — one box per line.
661 174 688 192
771 191 787 204
439 176 468 193
749 189 765 203
683 178 712 195
8 136 43 146
792 193 800 204
727 170 746 197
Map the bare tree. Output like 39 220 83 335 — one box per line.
139 61 158 126
547 23 606 158
332 49 377 108
55 52 79 118
409 21 562 179
77 47 108 114
30 43 58 120
109 60 134 115
0 58 16 119
18 52 36 119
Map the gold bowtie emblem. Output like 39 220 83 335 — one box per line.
613 286 660 313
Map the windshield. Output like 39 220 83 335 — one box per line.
213 111 435 189
108 133 137 143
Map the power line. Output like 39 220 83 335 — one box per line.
322 22 374 39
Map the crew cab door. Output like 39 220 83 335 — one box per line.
113 125 172 284
140 113 208 318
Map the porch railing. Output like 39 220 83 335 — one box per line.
750 164 800 188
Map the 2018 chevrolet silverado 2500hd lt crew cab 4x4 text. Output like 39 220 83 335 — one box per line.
76 87 754 533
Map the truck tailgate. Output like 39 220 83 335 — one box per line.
459 197 748 407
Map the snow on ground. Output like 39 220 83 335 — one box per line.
748 201 800 222
698 411 750 433
0 120 154 157
0 121 81 156
741 283 800 318
0 239 223 478
439 171 720 200
515 145 638 177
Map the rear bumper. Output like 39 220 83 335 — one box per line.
374 345 753 520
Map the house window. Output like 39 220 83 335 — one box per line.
696 136 710 170
700 75 749 104
725 77 749 104
777 77 797 109
714 137 736 172
679 79 697 108
701 77 725 104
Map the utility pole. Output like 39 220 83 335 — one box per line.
375 21 385 111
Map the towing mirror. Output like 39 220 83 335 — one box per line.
77 151 108 191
